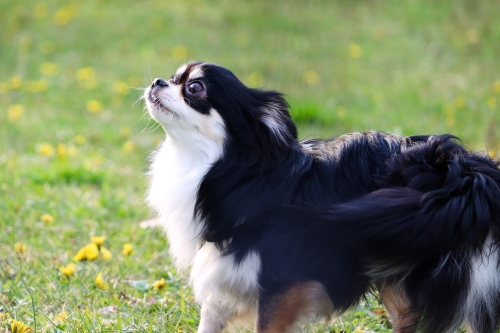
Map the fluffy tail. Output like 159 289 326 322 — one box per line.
307 135 500 332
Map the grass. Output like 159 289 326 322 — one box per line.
1 0 499 331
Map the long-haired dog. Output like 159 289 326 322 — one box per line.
143 62 500 333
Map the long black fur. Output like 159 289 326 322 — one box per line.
189 63 500 332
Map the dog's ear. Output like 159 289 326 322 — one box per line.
257 90 297 145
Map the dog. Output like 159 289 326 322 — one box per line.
143 61 500 333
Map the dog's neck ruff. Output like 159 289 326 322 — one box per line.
147 130 224 269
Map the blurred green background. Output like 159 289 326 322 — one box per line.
1 0 499 332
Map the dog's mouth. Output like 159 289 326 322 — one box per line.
147 90 173 114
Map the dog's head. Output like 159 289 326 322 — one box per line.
144 62 297 151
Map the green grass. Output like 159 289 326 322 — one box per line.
1 0 499 331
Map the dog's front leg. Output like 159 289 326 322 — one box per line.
196 302 231 333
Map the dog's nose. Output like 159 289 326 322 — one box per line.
152 78 168 88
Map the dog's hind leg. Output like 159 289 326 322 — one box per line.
255 281 333 333
378 283 419 333
196 302 231 333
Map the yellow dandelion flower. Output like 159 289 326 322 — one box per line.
100 247 113 260
353 328 363 333
84 243 99 260
0 312 11 321
72 248 86 261
75 134 85 144
11 76 22 90
8 104 23 122
59 263 76 278
73 243 99 261
41 214 54 223
122 243 133 256
348 43 363 59
113 81 129 95
86 100 103 113
454 96 465 109
337 106 346 119
25 80 49 93
76 67 95 81
172 46 187 60
91 236 106 247
38 143 54 156
95 273 108 290
246 72 263 88
40 62 58 76
153 278 166 290
302 70 319 85
488 150 496 158
14 242 27 254
56 143 67 158
494 81 500 94
122 141 136 153
11 320 32 333
54 4 76 26
488 97 496 109
55 311 67 322
34 3 48 18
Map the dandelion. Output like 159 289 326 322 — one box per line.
14 242 27 254
67 145 77 156
38 143 55 156
75 134 85 144
10 320 32 333
348 43 363 59
95 273 108 290
8 104 23 122
86 100 103 113
10 76 22 90
488 97 496 109
246 72 263 88
302 70 319 85
55 311 68 322
76 67 95 81
59 263 76 278
153 278 166 290
40 62 58 76
34 3 48 18
73 243 99 261
494 81 500 94
54 4 76 26
488 150 496 158
41 213 54 223
113 81 129 95
0 312 10 321
57 143 67 158
122 141 136 153
91 236 106 247
100 247 113 260
122 243 133 256
172 46 187 60
25 80 49 93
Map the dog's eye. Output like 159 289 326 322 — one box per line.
187 82 204 95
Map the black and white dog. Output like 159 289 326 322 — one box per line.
143 62 500 333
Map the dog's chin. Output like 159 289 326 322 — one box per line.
145 91 176 124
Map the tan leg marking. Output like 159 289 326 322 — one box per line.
256 281 333 333
379 283 419 333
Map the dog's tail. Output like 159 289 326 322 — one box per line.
305 135 500 333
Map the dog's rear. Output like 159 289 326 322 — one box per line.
304 135 500 333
